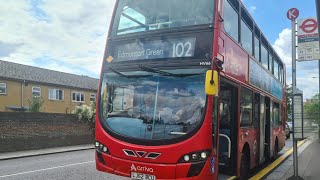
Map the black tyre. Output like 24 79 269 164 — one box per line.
286 134 290 140
240 149 250 180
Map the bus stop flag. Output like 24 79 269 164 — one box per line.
297 17 320 61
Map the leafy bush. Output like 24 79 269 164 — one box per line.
27 97 44 112
73 103 96 123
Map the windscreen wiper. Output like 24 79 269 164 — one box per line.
108 67 152 78
138 64 202 78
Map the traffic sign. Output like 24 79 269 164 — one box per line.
299 18 318 33
287 8 299 21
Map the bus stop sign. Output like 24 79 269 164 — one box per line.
299 18 318 33
287 8 299 21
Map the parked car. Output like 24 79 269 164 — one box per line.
287 122 293 133
286 122 290 139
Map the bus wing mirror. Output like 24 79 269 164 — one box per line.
205 70 218 95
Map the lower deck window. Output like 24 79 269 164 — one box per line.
273 103 280 126
240 87 253 126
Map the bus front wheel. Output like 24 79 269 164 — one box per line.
240 148 250 180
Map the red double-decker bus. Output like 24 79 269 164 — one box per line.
95 0 286 179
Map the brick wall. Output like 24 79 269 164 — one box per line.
0 112 94 153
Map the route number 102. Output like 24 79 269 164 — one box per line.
172 42 193 57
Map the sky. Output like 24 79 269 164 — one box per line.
0 0 318 99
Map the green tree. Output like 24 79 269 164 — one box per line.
27 96 44 112
304 93 320 124
286 85 293 121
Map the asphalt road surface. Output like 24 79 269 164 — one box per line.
0 149 128 180
0 140 294 180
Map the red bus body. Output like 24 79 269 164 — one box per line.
95 0 286 179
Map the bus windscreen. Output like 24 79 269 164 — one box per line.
100 69 206 141
111 0 214 36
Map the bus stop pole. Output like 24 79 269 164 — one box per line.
291 19 298 178
288 19 303 180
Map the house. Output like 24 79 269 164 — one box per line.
0 60 99 113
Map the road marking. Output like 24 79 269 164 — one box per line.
0 161 94 178
227 176 237 180
249 139 307 180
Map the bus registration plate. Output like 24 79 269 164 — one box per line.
131 172 156 180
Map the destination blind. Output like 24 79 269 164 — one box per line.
113 37 196 61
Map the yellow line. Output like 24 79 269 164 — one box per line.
249 139 307 180
227 176 237 180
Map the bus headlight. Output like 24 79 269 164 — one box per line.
103 146 108 153
200 152 207 159
95 141 100 147
184 155 190 162
178 150 211 163
191 153 199 160
95 141 110 154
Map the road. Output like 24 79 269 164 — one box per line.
0 140 294 180
0 149 127 180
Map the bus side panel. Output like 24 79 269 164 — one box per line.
273 125 285 152
218 30 249 84
239 128 259 169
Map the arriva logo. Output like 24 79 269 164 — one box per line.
131 164 154 173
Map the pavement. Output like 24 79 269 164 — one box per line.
265 138 320 180
0 144 94 160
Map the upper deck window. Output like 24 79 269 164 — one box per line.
269 52 273 72
111 0 214 36
224 0 239 41
254 35 260 60
261 45 268 69
241 19 253 55
274 60 279 79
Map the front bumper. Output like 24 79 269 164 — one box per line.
95 151 216 180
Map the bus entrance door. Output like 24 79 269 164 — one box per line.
264 97 273 159
258 94 266 164
218 81 238 174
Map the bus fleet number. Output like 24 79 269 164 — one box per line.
172 42 192 57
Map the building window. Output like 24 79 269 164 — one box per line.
241 19 253 55
224 0 239 42
90 93 96 102
49 89 64 100
240 87 253 127
32 87 41 97
72 92 85 102
0 83 6 94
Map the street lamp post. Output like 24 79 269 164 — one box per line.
313 77 320 140
316 0 320 141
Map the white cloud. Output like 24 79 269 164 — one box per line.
273 28 292 67
0 0 116 77
273 28 319 99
